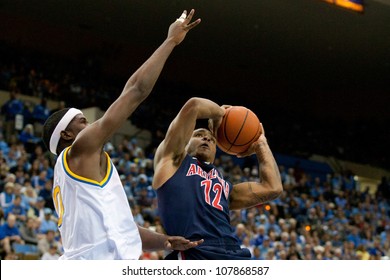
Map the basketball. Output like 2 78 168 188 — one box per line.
216 106 262 155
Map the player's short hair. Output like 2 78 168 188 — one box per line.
42 108 71 155
43 108 83 155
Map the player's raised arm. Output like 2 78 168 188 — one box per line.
72 10 201 156
229 124 283 210
153 97 225 189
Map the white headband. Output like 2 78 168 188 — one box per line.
49 108 83 155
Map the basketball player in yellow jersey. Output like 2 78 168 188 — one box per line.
42 10 203 260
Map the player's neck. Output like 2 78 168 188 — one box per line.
194 157 211 166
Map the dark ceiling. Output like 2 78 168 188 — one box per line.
1 0 390 169
1 0 390 121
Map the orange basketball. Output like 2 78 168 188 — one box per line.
216 106 262 155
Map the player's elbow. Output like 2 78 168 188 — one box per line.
275 183 283 198
274 180 284 197
133 84 150 101
184 97 203 110
266 181 283 200
181 97 204 116
266 189 283 203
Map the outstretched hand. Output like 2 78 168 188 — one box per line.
167 9 201 45
164 236 204 251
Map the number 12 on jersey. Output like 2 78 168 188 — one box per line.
201 179 230 211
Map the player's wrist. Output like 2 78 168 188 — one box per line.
165 37 181 47
256 137 268 148
254 138 269 157
163 237 172 250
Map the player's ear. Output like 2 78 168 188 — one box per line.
60 130 74 141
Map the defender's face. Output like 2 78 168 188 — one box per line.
67 114 89 137
186 129 217 163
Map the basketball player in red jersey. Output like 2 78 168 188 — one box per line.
153 97 283 259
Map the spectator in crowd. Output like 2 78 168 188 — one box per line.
134 174 150 195
233 223 247 246
131 205 145 227
251 247 262 260
0 214 25 255
0 132 10 154
4 194 27 225
367 237 386 259
347 226 362 248
356 244 370 260
19 124 40 154
41 243 61 260
258 236 273 259
37 229 62 256
41 158 54 181
380 225 390 246
252 224 267 247
23 185 38 211
38 208 57 234
0 182 15 209
1 90 24 142
11 164 27 186
30 196 46 220
10 183 29 210
31 170 48 192
32 97 50 135
38 179 54 210
240 236 255 256
19 217 39 245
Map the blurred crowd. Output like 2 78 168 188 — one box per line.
0 41 390 260
0 101 389 260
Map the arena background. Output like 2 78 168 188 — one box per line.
1 0 390 260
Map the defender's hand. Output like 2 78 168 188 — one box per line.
167 9 201 45
164 236 204 251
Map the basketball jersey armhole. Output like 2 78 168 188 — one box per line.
156 154 192 191
62 147 113 187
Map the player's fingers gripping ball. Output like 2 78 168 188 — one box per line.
216 106 262 155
